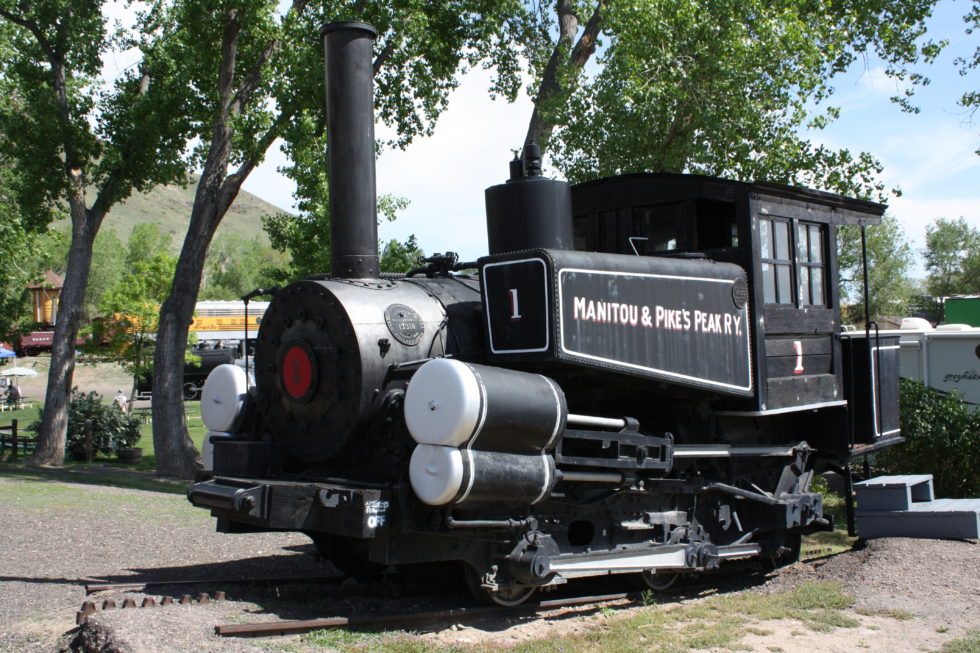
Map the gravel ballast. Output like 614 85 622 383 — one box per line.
0 472 977 653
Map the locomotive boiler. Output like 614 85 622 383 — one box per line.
188 21 902 605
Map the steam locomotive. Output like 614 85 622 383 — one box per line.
188 22 902 605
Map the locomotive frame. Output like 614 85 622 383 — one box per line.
187 21 901 605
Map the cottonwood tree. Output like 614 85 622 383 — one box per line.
263 194 409 280
97 253 177 404
0 26 58 337
0 1 191 465
521 0 603 154
924 217 980 299
149 0 534 477
545 0 943 196
837 216 916 323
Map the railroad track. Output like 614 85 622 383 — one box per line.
83 574 345 595
76 549 846 637
214 592 636 637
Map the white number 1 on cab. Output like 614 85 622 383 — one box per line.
508 288 522 321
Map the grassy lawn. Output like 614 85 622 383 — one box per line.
125 400 207 471
299 581 869 653
801 483 857 558
0 399 206 492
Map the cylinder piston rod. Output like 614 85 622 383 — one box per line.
566 414 628 430
557 470 623 484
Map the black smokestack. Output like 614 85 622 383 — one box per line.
321 21 379 279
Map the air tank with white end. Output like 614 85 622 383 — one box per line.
404 358 566 453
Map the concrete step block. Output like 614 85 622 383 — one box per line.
857 496 980 540
854 474 935 512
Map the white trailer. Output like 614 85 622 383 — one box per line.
894 318 980 411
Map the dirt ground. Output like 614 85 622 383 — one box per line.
2 356 133 407
0 471 976 653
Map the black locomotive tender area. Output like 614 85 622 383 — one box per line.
188 22 902 605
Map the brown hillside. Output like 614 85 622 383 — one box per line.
82 175 292 247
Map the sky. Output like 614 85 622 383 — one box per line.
105 1 978 276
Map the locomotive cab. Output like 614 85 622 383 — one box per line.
567 174 901 457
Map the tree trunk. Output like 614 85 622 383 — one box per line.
523 1 603 155
29 197 99 465
149 4 300 478
151 163 250 477
151 194 223 478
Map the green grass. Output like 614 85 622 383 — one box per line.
0 462 190 494
1 399 205 493
1 400 206 471
941 630 980 653
302 581 859 653
124 401 207 471
0 472 202 523
802 482 857 558
0 403 41 426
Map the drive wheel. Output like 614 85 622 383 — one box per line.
463 564 535 607
637 570 680 591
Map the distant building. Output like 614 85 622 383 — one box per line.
26 270 63 327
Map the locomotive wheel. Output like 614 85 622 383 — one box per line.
463 564 535 607
763 532 802 570
183 382 201 401
637 570 680 591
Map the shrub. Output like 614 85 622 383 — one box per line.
875 379 980 498
30 389 142 461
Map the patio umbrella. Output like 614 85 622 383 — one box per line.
1 366 38 387
0 346 14 358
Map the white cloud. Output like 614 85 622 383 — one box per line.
889 195 980 253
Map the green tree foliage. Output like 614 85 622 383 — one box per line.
125 222 174 267
9 223 141 324
98 252 177 383
85 229 127 319
266 1 532 279
924 217 980 300
264 194 409 280
876 379 980 498
200 233 285 300
544 0 942 199
0 1 193 466
0 37 63 337
0 168 37 336
837 216 916 323
380 234 425 274
954 2 978 154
